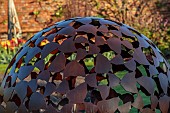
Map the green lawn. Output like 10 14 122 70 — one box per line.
0 64 8 75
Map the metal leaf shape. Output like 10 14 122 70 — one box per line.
64 61 85 77
97 97 120 113
158 73 168 94
95 54 111 73
121 72 138 93
137 76 155 94
107 38 122 54
48 52 66 72
58 38 76 53
132 94 144 109
18 66 34 80
67 83 87 103
29 92 46 110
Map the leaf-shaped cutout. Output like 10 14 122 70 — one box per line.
31 31 43 41
60 103 73 113
137 76 155 94
29 92 46 110
28 79 37 92
122 40 133 49
132 94 144 109
77 24 97 34
135 34 149 48
98 25 108 32
108 73 120 87
95 54 111 73
56 79 69 94
35 36 45 46
41 42 59 59
67 83 87 103
25 47 41 64
141 108 155 113
99 19 119 26
151 95 158 109
76 18 92 24
152 56 159 67
55 20 73 27
95 36 106 46
35 59 45 71
46 33 57 42
110 30 122 38
158 73 168 94
58 38 76 53
57 26 76 36
159 95 170 113
18 66 34 80
97 97 120 113
76 48 87 60
16 46 30 63
133 48 150 65
118 102 131 113
121 72 138 93
97 85 110 100
85 73 97 87
18 104 29 113
84 102 98 113
11 73 18 86
151 46 163 62
89 44 100 54
124 59 136 71
6 102 18 113
4 87 14 102
149 65 159 76
75 36 88 43
110 54 124 64
63 61 85 77
44 82 56 96
107 38 121 54
120 26 134 37
48 52 66 72
37 70 50 82
15 81 27 101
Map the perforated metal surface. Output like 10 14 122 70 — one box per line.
0 17 170 113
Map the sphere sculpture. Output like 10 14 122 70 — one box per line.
0 17 170 113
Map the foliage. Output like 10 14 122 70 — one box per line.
93 0 170 56
55 6 63 17
33 10 40 16
59 0 170 56
0 38 26 64
0 64 8 74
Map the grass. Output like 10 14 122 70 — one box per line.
0 64 8 75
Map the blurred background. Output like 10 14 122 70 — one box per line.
0 0 170 76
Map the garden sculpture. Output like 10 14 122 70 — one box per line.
0 17 170 113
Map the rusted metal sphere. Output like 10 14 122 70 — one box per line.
0 17 170 113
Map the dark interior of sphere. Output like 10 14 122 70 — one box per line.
0 17 170 113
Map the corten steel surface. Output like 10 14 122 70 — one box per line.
0 17 170 113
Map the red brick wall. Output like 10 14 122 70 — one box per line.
0 0 64 34
0 0 169 39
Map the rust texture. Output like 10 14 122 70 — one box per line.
0 17 170 113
